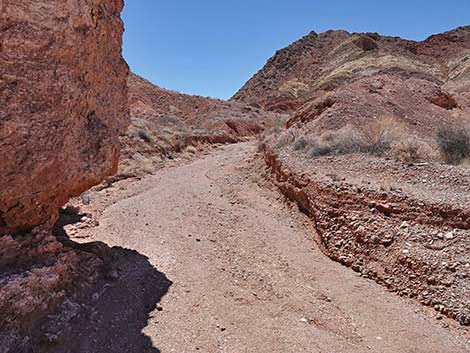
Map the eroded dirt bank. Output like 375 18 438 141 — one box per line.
63 142 469 352
263 144 470 327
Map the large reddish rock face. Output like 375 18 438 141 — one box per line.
0 0 130 233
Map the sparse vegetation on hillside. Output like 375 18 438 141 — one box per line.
436 124 470 165
360 116 405 155
269 116 432 163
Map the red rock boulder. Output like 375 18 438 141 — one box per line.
0 0 130 233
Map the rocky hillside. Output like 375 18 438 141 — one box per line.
233 27 470 139
119 74 284 176
253 27 470 327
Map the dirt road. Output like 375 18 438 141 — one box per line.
76 142 468 352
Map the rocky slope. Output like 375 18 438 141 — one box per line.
233 27 470 138
0 1 129 350
119 73 284 176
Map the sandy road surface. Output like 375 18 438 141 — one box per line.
72 142 468 353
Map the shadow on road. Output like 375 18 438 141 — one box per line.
41 209 173 353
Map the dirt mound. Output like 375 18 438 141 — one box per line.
119 74 285 176
233 27 470 139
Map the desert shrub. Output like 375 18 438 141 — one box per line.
275 129 300 149
391 138 434 163
290 118 405 158
322 125 365 154
307 137 333 156
300 125 365 157
275 116 442 164
136 129 152 143
293 136 312 151
156 115 186 129
436 124 470 164
361 116 405 155
192 128 211 136
141 158 155 174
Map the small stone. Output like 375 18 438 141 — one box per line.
80 193 92 205
381 236 394 246
444 232 454 240
108 270 119 280
44 333 59 345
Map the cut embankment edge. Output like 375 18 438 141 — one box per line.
262 144 470 326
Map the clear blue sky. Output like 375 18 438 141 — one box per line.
123 0 469 100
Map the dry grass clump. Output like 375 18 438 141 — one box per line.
360 116 405 155
275 129 300 149
286 125 371 157
277 117 431 163
292 135 313 151
287 126 362 156
436 124 470 164
392 138 436 164
315 125 365 155
135 128 152 143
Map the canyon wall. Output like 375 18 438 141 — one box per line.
0 1 129 349
0 0 130 233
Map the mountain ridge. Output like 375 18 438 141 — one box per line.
232 26 470 138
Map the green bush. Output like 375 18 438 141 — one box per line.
436 125 470 164
136 129 152 143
